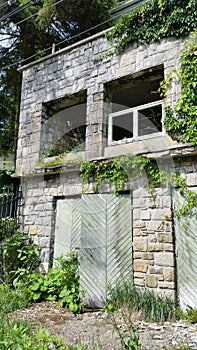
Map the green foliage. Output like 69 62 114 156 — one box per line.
106 279 175 323
163 32 197 145
0 72 19 156
80 154 150 194
36 0 116 37
0 0 117 156
171 172 197 216
113 313 142 350
2 229 40 285
0 164 14 193
0 318 67 350
17 254 84 314
0 284 30 314
80 153 170 195
0 284 86 349
0 164 14 179
106 0 197 53
80 154 197 216
67 342 87 350
112 308 142 350
35 154 83 168
1 223 83 314
106 0 197 152
175 306 197 323
0 217 19 241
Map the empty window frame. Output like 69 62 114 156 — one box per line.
42 91 87 156
49 104 86 155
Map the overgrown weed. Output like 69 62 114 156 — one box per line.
106 279 175 323
0 283 30 314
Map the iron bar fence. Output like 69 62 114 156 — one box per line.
0 183 22 282
0 184 21 220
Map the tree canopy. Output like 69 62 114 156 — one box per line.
0 0 117 156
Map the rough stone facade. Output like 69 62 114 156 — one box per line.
132 186 174 299
15 30 197 305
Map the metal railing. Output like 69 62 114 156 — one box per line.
0 184 21 282
0 184 21 220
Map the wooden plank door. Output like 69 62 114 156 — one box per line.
173 188 197 309
54 193 132 307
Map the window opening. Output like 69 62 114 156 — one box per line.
108 100 163 144
138 103 162 136
106 65 164 144
112 112 133 141
41 91 87 157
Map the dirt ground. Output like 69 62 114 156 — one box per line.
10 302 197 349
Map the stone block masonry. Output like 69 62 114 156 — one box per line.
132 186 175 300
15 29 197 303
16 33 186 175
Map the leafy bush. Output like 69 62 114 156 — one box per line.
0 315 93 350
107 0 197 53
2 229 40 285
175 306 197 323
0 216 18 241
0 317 67 350
0 284 30 314
106 279 175 323
16 253 84 314
1 224 83 314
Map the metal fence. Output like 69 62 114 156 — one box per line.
0 184 21 220
0 183 21 282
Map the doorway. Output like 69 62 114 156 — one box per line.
54 193 133 307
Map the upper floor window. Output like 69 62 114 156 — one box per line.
41 90 87 157
108 100 163 144
106 65 164 145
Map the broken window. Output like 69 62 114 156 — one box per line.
48 105 86 156
106 65 164 144
41 91 87 156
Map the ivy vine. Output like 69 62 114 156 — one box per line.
106 0 197 53
106 0 197 148
80 154 149 194
35 153 83 168
79 154 166 195
163 32 197 145
80 154 197 216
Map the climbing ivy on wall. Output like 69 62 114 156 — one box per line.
79 154 169 195
80 154 197 216
106 0 197 146
80 154 149 194
163 32 197 145
106 0 197 53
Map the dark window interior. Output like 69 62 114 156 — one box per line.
113 112 133 141
43 91 87 156
106 65 164 141
138 104 162 136
110 66 163 112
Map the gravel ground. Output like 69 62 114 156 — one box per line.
10 302 197 349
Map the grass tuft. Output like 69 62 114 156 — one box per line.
106 279 175 323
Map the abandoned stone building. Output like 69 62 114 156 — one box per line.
15 6 197 309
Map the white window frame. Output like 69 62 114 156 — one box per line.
108 100 164 145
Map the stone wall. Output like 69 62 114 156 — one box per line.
16 32 186 175
15 31 197 300
20 166 82 272
133 186 174 299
